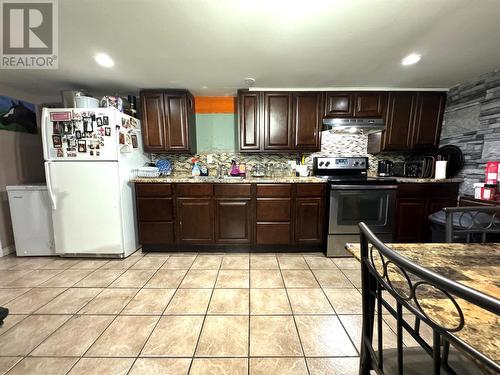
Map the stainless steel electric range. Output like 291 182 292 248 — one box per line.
313 156 397 257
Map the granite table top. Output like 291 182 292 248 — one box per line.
346 242 500 367
131 175 327 184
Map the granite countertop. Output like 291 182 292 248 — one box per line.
131 175 327 184
346 242 500 366
394 177 464 183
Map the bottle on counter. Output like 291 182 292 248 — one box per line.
238 162 246 178
230 160 240 176
191 158 201 176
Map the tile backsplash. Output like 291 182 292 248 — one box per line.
150 130 406 176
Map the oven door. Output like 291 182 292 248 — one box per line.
329 184 396 234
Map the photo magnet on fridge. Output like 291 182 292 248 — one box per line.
67 138 77 147
103 116 109 125
119 132 125 145
53 122 62 134
56 148 64 157
78 140 87 153
83 117 93 133
52 134 62 148
75 130 82 139
131 134 138 148
96 117 102 126
105 127 111 136
63 122 73 134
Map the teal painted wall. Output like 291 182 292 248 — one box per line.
195 113 237 153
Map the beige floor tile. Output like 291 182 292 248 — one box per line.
161 256 197 269
307 357 359 375
7 357 77 375
287 288 334 314
339 314 398 352
130 256 169 269
323 288 362 314
79 288 138 314
36 288 102 314
208 289 249 314
342 269 361 288
130 358 191 375
249 316 302 356
0 314 71 355
0 357 22 375
145 269 187 288
312 269 352 288
215 270 249 288
250 256 279 269
304 256 336 269
69 358 135 375
250 289 291 315
101 257 141 270
31 315 114 356
164 288 212 315
179 269 218 288
69 259 109 269
109 269 156 288
221 256 249 270
0 288 30 305
86 315 158 357
4 287 66 314
40 269 93 287
0 314 27 336
295 315 357 356
141 315 204 356
191 358 248 375
191 255 222 270
278 256 308 269
9 257 54 270
6 269 63 287
333 257 360 270
250 270 284 288
0 270 32 284
281 270 319 288
74 269 125 287
0 257 22 269
39 258 76 270
250 357 308 375
122 288 175 315
196 315 249 357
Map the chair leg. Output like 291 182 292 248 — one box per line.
0 307 8 326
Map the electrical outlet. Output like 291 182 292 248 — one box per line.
207 154 213 164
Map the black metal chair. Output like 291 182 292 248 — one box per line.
443 206 500 243
0 307 8 326
358 222 500 375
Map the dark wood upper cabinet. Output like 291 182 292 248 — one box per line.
140 89 196 153
324 92 354 117
382 92 418 151
263 92 294 151
238 91 261 151
354 92 386 117
293 92 323 150
411 92 446 150
140 92 166 152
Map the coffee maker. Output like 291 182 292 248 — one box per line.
377 160 393 177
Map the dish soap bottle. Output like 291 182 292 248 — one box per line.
191 158 201 176
230 160 240 176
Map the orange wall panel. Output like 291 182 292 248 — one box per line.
195 96 236 114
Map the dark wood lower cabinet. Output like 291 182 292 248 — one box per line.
394 183 459 242
135 182 326 250
215 199 252 244
176 198 214 244
295 197 324 244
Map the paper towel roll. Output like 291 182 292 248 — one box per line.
435 160 447 180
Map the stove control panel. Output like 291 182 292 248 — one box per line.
314 156 368 170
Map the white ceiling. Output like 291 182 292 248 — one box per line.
2 0 500 97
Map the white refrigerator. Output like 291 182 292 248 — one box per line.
42 107 149 257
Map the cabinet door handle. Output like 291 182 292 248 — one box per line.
188 97 193 109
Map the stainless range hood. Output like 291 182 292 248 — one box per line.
322 117 384 134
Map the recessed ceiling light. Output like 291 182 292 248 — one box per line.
401 53 421 66
94 53 114 68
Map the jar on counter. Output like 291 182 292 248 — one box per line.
481 184 497 200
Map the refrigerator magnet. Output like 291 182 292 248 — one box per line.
50 111 71 122
78 140 87 153
56 148 64 157
75 130 82 139
67 147 77 157
90 150 94 156
103 116 109 125
104 127 111 136
63 122 73 134
131 134 138 148
119 132 125 145
52 122 62 134
96 117 103 126
67 138 77 147
52 134 62 148
83 117 93 133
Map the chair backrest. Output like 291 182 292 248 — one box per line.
358 222 500 375
443 206 500 243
